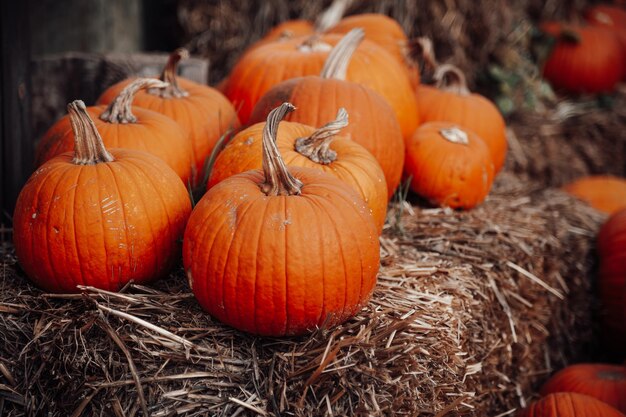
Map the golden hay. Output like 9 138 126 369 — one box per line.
0 173 604 416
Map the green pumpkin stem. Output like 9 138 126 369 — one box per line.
260 103 303 196
68 100 115 165
294 108 348 164
151 48 190 99
434 64 471 96
320 28 364 80
100 78 169 124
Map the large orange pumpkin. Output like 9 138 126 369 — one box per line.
415 64 508 173
209 108 387 233
184 103 380 336
13 101 192 293
597 208 626 353
325 13 420 87
540 363 626 412
404 122 495 209
540 22 625 94
36 78 194 184
518 392 626 417
223 30 419 139
585 5 626 79
97 49 240 188
562 175 626 214
249 28 405 198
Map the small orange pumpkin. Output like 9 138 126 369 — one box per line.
13 101 192 293
415 64 508 173
36 78 194 184
325 13 420 87
209 108 388 233
597 208 626 354
404 122 495 209
97 49 240 188
540 363 626 412
223 30 419 139
518 392 626 417
249 28 405 198
184 103 380 336
562 175 626 214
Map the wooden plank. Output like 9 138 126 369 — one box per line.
1 0 32 226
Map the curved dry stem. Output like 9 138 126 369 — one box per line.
434 64 471 96
440 127 469 145
320 29 364 80
68 100 114 165
100 78 169 123
315 0 352 32
407 37 439 73
151 48 190 98
260 103 302 196
295 108 348 164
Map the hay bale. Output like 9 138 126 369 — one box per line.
507 90 626 187
0 173 604 416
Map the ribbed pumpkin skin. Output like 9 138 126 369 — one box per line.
563 175 626 214
13 150 192 293
97 77 240 187
325 13 420 87
208 120 388 232
249 76 404 198
415 84 508 172
585 5 626 79
184 167 380 336
540 364 626 412
518 392 626 417
35 105 193 184
597 208 626 352
541 22 625 94
404 122 495 209
223 34 419 138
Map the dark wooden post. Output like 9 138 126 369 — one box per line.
0 0 32 227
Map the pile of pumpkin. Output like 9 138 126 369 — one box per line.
9 6 626 416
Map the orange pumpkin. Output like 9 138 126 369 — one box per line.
249 28 404 198
518 392 626 417
184 103 380 336
36 78 194 184
540 22 625 94
415 64 508 173
209 108 387 233
597 208 626 353
97 49 240 188
540 364 626 412
13 101 192 293
585 5 626 79
325 13 420 87
404 122 495 209
223 30 419 140
562 175 626 214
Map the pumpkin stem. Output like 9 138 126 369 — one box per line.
406 36 439 73
100 78 169 124
433 64 471 96
297 35 333 53
315 0 352 32
320 28 364 80
294 108 348 164
150 48 190 98
68 100 115 165
260 103 302 196
440 127 469 145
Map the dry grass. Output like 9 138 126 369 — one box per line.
0 173 604 416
